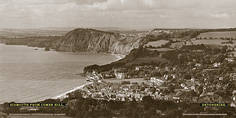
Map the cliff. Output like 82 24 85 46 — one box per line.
57 28 146 55
0 28 147 55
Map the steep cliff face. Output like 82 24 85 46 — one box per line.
57 28 146 55
109 36 145 54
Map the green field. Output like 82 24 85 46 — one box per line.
145 40 169 48
197 31 236 39
192 39 236 47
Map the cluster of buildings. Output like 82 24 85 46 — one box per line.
78 45 236 107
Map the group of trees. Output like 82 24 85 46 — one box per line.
65 92 236 118
147 29 206 42
161 45 230 65
66 94 184 118
83 47 161 73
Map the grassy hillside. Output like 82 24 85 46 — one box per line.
197 31 236 39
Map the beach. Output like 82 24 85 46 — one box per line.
52 82 93 99
52 54 125 100
52 53 126 100
112 53 126 61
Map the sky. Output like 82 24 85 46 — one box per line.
0 0 236 29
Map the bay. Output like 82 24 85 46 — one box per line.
0 44 116 103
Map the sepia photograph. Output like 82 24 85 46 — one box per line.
0 0 236 118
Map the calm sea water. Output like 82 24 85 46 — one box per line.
0 44 116 103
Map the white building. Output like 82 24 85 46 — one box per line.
213 62 221 67
115 72 125 79
150 77 164 86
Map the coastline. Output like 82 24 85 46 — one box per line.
0 43 119 103
112 53 126 61
52 53 124 100
52 82 93 99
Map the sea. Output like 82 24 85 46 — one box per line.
0 43 117 103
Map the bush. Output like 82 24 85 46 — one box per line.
121 81 131 85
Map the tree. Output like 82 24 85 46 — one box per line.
142 96 155 110
84 64 100 73
184 74 191 80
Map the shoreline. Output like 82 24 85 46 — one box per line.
0 44 123 102
52 82 93 99
112 53 126 61
52 53 124 100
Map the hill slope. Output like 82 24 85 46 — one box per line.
57 28 146 54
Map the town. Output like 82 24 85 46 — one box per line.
76 41 236 107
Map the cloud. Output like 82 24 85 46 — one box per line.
0 0 236 29
70 0 107 5
159 14 169 18
210 13 230 18
93 0 158 10
87 0 236 11
0 0 107 6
